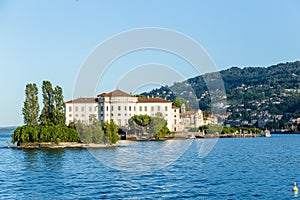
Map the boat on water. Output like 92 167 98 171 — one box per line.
264 130 271 137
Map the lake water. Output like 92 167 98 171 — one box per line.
0 127 300 199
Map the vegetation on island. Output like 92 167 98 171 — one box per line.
12 80 119 146
195 125 260 134
128 114 171 140
75 118 119 144
12 81 80 145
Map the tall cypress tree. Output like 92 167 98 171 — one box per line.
53 86 66 125
39 81 54 125
22 83 39 125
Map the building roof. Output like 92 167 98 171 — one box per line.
137 97 170 103
65 97 98 104
181 110 196 117
97 89 132 97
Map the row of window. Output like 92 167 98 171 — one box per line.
68 106 97 112
102 105 170 112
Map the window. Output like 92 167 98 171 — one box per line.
81 107 84 112
124 106 127 111
69 106 72 112
165 106 168 111
82 114 84 117
129 106 131 111
111 113 114 116
111 106 114 111
100 106 104 111
174 119 177 124
106 106 109 111
174 109 177 112
89 106 92 112
118 113 121 116
69 114 72 117
118 106 121 111
95 107 97 111
144 106 147 111
134 106 136 111
157 106 160 111
139 106 142 111
151 106 154 111
75 106 78 112
174 115 177 118
75 114 78 117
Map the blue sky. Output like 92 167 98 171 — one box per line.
0 0 300 126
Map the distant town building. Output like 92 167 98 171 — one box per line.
65 97 98 125
180 106 204 130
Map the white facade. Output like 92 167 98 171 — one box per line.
98 89 180 132
65 98 98 125
180 109 204 130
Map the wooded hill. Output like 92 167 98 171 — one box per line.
142 61 300 124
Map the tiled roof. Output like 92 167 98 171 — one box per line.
137 97 170 103
97 89 132 97
181 110 196 117
65 97 98 104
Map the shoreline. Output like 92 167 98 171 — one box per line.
7 142 117 149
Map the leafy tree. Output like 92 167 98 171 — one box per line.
40 81 54 125
172 97 190 111
53 86 66 125
92 119 105 144
22 83 39 125
131 115 151 126
102 121 119 144
128 114 170 139
11 125 80 145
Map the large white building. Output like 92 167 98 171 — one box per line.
97 89 180 132
65 97 98 125
65 89 214 132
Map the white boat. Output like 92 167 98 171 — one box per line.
264 130 271 137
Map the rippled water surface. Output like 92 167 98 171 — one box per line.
0 128 300 199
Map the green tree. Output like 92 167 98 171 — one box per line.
149 116 170 139
172 97 190 111
53 86 66 125
92 119 105 144
131 114 151 126
22 83 39 125
102 121 119 144
128 114 170 139
40 81 54 125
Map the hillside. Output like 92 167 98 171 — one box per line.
142 61 300 129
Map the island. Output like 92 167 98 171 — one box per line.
11 81 119 149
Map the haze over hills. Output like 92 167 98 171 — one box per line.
142 61 300 129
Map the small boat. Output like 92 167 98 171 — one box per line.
264 130 271 137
